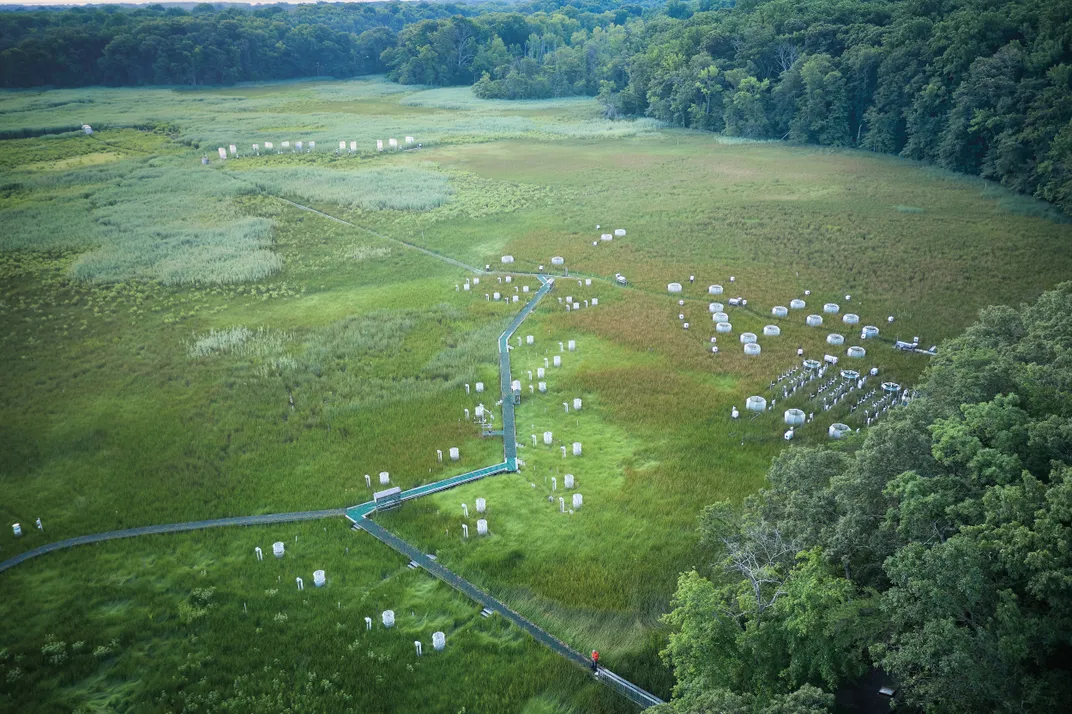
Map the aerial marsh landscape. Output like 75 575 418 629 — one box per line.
2 61 1071 714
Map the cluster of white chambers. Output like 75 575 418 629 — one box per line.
774 300 866 325
374 137 415 151
599 228 626 241
223 141 320 157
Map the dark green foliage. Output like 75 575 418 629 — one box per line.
2 0 1070 212
660 283 1072 713
0 2 470 86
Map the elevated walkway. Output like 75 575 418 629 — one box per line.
345 462 511 522
355 518 664 709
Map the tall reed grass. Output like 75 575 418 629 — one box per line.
1 160 282 285
238 165 453 211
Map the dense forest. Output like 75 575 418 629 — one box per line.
654 282 1072 714
0 1 651 85
1 0 1070 213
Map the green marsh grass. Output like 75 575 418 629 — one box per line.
399 87 594 111
237 165 453 211
4 77 1072 710
0 201 515 556
0 79 662 153
0 522 627 713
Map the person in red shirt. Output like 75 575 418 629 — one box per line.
591 650 599 673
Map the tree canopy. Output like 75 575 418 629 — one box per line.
659 281 1072 713
1 0 1070 213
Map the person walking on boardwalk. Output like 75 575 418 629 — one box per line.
591 650 599 674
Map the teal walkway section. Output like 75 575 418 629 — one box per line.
346 275 553 523
499 275 554 466
345 462 509 522
0 508 347 573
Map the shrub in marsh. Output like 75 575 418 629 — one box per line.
342 243 392 262
40 635 67 666
187 326 253 358
187 326 290 359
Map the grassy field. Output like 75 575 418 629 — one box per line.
2 77 1071 710
0 521 623 713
